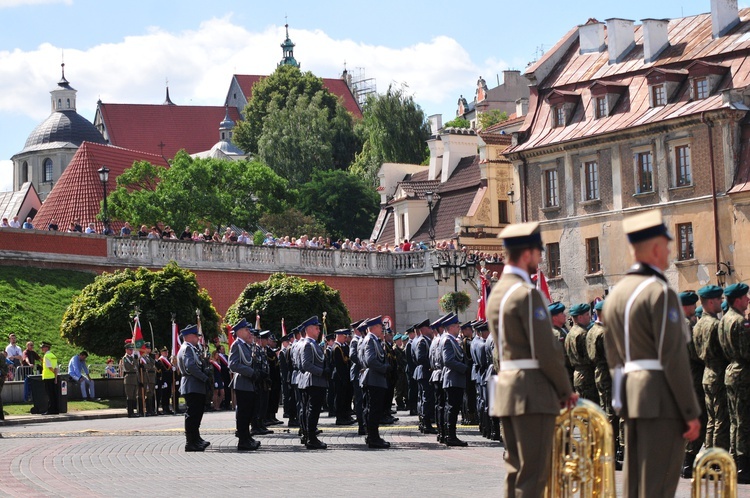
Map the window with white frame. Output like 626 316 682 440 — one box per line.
674 144 692 187
595 96 607 119
636 151 653 193
543 168 559 207
693 77 709 100
583 160 599 201
652 84 666 106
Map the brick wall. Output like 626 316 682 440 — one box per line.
0 229 107 257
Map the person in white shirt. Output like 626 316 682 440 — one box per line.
85 223 97 234
68 351 97 400
9 216 21 228
5 333 23 369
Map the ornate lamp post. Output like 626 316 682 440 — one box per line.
97 166 110 235
432 250 477 313
425 191 435 247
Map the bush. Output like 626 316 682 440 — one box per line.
439 291 472 314
225 273 350 336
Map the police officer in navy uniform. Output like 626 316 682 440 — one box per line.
442 314 468 446
349 320 367 435
333 328 355 425
460 320 477 425
228 319 261 452
471 321 490 438
413 318 437 434
359 316 391 449
177 324 211 452
297 316 328 450
430 314 451 443
404 325 419 415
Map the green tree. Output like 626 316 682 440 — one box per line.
107 152 290 231
259 208 327 240
225 273 350 337
478 110 509 129
443 117 471 129
298 169 379 240
350 84 431 184
60 262 220 357
257 93 334 186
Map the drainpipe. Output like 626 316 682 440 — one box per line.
521 157 529 222
701 112 721 279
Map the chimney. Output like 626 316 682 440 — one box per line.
428 114 442 136
579 20 606 55
711 0 739 38
516 98 529 117
641 19 670 64
606 18 636 64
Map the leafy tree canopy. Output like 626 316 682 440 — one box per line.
443 117 471 129
259 207 327 240
107 151 291 231
478 110 509 130
233 65 360 173
298 169 379 241
225 273 350 338
60 262 220 357
350 84 431 184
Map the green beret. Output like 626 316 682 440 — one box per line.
695 306 703 318
548 302 566 315
679 291 699 306
569 303 591 317
393 334 402 341
697 285 723 300
724 283 749 300
722 300 729 313
594 300 604 312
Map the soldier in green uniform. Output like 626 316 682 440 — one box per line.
586 300 622 470
564 303 599 404
120 341 140 418
679 290 707 478
549 302 574 387
718 282 750 483
487 222 576 497
602 210 701 498
693 285 729 452
140 343 157 416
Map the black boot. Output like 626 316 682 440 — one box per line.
681 453 696 479
738 456 750 484
196 431 210 450
445 425 468 447
423 420 438 434
237 435 260 451
305 436 328 450
185 433 204 452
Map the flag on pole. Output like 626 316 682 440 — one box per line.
196 309 203 346
132 315 145 349
226 324 235 348
171 319 181 356
535 268 551 303
281 318 287 339
255 310 261 331
477 271 490 321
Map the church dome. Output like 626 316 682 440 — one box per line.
20 110 105 153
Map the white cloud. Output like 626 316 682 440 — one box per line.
0 0 71 7
0 160 12 191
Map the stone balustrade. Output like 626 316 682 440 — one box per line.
108 237 433 276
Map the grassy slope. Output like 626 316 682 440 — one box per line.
0 266 99 364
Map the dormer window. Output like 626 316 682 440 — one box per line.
546 90 580 128
645 68 687 108
589 81 628 119
686 61 729 101
652 85 666 106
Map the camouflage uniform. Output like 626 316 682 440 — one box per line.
694 311 729 450
586 320 619 450
564 323 599 403
683 316 707 472
553 325 574 387
719 307 750 462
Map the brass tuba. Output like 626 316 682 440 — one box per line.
546 399 616 497
691 447 737 498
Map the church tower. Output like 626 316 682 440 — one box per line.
278 23 300 68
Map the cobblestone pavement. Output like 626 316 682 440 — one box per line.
0 408 747 497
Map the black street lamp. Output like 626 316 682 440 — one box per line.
97 166 110 235
425 191 435 246
432 250 477 294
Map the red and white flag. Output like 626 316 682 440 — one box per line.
477 272 491 321
226 324 235 349
535 268 551 303
171 320 181 356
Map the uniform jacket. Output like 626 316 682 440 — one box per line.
470 336 486 383
693 313 727 386
177 342 208 395
349 335 362 382
359 333 389 388
486 266 572 416
413 335 431 381
719 307 750 384
279 345 290 384
585 322 611 387
602 264 700 421
291 340 302 386
405 339 415 377
333 342 350 383
228 338 256 392
442 333 467 389
121 354 140 386
298 338 328 389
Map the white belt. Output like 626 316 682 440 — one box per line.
500 359 540 371
623 360 663 373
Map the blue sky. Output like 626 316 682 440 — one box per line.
0 0 720 190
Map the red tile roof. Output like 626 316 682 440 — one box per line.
233 74 363 118
512 9 750 153
98 104 242 159
34 142 169 233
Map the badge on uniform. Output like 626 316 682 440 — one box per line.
534 307 547 320
668 308 680 323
